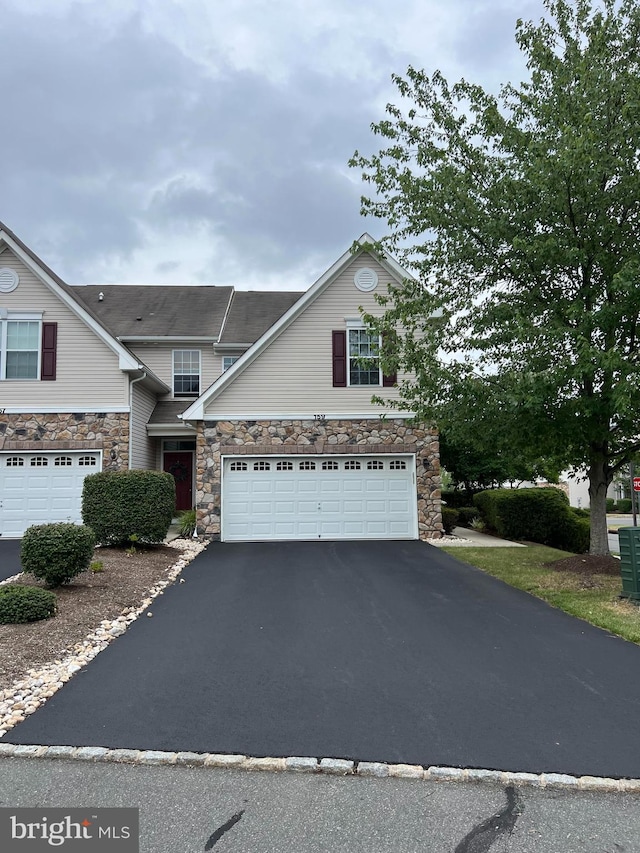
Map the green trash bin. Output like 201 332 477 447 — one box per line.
618 527 640 600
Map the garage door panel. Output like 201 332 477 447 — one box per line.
0 451 102 537
222 455 417 542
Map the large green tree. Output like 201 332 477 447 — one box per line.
351 0 640 555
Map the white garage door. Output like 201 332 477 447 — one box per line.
0 451 102 538
222 455 417 542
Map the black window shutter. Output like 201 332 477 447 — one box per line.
41 322 57 380
332 330 347 387
382 331 397 387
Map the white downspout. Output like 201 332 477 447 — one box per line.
129 369 148 469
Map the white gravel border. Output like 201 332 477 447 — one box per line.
0 745 636 792
0 539 206 737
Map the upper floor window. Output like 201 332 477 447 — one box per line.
348 328 380 387
2 320 39 379
173 350 200 397
0 315 57 381
222 356 239 371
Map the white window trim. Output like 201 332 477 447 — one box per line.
172 349 201 398
345 321 382 388
222 355 239 372
0 312 43 381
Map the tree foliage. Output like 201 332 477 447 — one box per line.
351 0 640 554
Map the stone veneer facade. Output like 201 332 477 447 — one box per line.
0 413 130 471
196 418 442 540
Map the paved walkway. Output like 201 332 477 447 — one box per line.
431 527 526 547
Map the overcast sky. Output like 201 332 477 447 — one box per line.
0 0 542 290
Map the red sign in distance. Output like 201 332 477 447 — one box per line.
633 477 640 492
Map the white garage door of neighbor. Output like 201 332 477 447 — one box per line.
222 455 417 542
0 451 102 538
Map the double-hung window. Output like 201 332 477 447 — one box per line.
0 313 43 380
173 350 201 396
348 327 380 386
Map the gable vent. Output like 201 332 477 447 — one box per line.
0 268 19 293
354 267 378 292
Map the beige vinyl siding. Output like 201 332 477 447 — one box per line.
0 250 128 408
130 380 157 469
128 342 221 400
206 254 409 416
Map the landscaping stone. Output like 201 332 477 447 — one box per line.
74 747 110 761
43 746 77 759
175 751 207 766
203 754 246 768
285 756 318 773
428 766 467 782
388 763 424 779
106 749 142 763
319 758 354 775
12 745 46 757
241 757 286 772
540 773 579 789
357 762 390 778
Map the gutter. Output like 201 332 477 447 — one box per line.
129 368 148 469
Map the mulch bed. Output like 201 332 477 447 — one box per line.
0 545 182 694
545 554 622 576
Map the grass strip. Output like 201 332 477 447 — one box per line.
441 545 640 645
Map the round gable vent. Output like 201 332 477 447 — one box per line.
354 267 378 292
0 268 19 293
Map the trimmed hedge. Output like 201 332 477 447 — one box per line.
442 507 459 535
82 469 175 546
457 506 480 527
606 498 617 513
21 523 95 587
618 498 633 513
442 490 480 509
473 488 589 553
0 585 57 623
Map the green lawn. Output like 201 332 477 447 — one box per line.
441 545 640 644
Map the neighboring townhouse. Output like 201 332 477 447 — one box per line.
0 222 442 541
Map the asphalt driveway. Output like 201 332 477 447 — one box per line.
0 539 22 581
6 540 640 778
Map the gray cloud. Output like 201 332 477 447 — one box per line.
0 0 547 287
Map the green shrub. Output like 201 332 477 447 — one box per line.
0 585 57 623
177 508 196 538
606 498 617 513
618 498 633 513
556 514 591 554
442 507 460 535
571 507 590 519
473 487 585 550
21 523 95 587
82 469 175 546
441 490 480 509
457 506 480 527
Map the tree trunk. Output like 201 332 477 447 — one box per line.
588 457 610 556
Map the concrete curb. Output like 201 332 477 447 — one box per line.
0 744 638 792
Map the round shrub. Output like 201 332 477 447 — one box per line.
82 469 175 546
21 523 96 587
0 585 57 623
457 506 480 527
442 507 460 535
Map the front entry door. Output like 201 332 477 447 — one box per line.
163 452 193 512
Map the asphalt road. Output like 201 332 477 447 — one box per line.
6 540 640 778
0 758 639 853
0 539 21 581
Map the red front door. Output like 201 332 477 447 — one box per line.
163 452 193 512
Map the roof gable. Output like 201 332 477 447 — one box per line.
0 222 140 371
182 235 416 420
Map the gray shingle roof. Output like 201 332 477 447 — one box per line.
148 401 190 425
71 285 234 338
218 291 303 344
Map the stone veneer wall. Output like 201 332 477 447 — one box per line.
196 418 442 540
0 413 130 471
